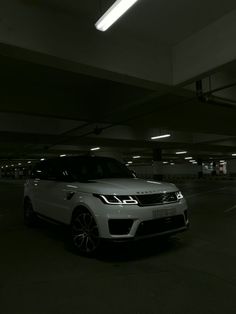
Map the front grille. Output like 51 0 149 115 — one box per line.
135 215 185 237
108 219 134 235
136 192 178 206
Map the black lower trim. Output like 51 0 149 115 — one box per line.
36 213 67 225
135 215 186 237
108 219 134 235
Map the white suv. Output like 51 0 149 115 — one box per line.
24 156 189 255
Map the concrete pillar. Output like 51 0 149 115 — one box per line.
153 148 164 181
226 159 236 177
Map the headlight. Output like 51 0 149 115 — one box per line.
176 191 184 200
94 194 138 205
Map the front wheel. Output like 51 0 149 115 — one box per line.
71 209 100 256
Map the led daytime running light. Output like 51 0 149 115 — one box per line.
97 194 138 205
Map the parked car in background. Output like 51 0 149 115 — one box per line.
24 156 189 255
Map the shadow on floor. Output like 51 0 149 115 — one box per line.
30 219 188 263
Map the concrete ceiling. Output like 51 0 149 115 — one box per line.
22 0 236 45
0 52 235 162
0 1 236 163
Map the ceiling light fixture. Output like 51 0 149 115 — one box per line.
133 156 141 159
151 134 171 140
176 151 187 155
60 154 67 157
90 147 101 151
127 161 133 164
185 157 192 160
40 158 45 161
95 0 139 32
232 153 236 156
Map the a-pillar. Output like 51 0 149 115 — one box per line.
153 148 164 181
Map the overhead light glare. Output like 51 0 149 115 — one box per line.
27 161 31 164
90 147 100 151
163 161 169 164
60 154 67 157
185 157 192 160
133 156 141 159
95 0 139 32
127 161 133 164
232 153 236 156
40 158 45 161
151 134 171 140
176 151 187 155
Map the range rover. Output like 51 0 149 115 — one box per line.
24 156 189 255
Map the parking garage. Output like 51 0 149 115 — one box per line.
1 1 236 313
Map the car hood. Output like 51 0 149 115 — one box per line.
69 178 178 195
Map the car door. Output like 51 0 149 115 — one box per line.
32 160 73 224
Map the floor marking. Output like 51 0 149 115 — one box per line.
224 205 236 213
186 187 227 199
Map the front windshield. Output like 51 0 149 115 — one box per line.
65 157 133 181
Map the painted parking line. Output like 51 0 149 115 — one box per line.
186 187 227 199
224 205 236 213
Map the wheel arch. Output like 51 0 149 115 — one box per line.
71 204 94 224
70 204 101 236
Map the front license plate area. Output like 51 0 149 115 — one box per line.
152 208 177 219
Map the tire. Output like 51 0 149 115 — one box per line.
24 198 38 227
71 208 100 256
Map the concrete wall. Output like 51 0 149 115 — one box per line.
227 159 236 175
130 163 198 179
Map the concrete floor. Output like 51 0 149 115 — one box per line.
1 179 236 314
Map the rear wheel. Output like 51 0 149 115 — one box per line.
24 198 38 227
71 209 100 256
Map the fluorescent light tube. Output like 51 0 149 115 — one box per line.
185 157 192 160
232 153 236 156
151 134 171 140
176 151 187 155
60 154 67 157
133 156 141 159
95 0 139 32
90 147 100 151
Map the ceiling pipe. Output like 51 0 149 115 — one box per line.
195 80 236 108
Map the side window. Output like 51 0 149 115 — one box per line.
31 162 49 180
31 160 75 182
31 161 59 181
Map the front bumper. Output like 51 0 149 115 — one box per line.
91 198 189 240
